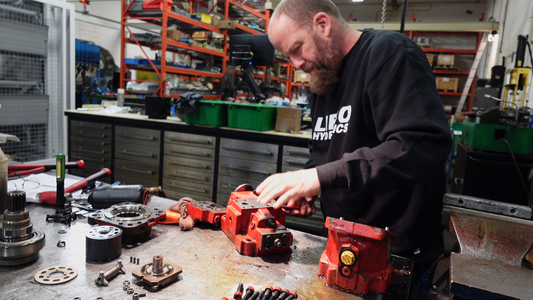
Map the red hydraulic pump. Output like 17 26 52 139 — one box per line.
220 188 293 256
318 217 396 295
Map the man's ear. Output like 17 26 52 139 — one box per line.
313 12 332 37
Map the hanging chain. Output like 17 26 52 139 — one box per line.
381 0 387 30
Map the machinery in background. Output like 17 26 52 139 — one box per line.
443 193 533 299
502 35 533 109
75 40 119 107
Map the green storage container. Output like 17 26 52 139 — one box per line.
462 120 533 155
227 103 278 131
185 100 228 127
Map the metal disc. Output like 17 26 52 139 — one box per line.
34 265 78 285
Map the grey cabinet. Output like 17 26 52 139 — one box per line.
281 145 325 235
114 126 160 187
163 132 216 202
217 138 278 206
69 120 112 183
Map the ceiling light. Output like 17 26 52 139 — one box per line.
352 0 364 2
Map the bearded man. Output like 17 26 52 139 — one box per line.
256 0 452 282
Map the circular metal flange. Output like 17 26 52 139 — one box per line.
86 225 122 261
34 265 78 285
0 230 46 266
103 203 153 222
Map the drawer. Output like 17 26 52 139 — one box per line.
163 167 214 186
164 156 215 173
114 158 159 182
115 126 160 147
283 145 310 158
71 120 112 135
165 189 213 203
70 127 112 140
71 144 112 159
220 138 278 164
165 132 216 149
164 143 215 161
115 143 160 165
70 153 111 168
217 175 262 197
218 157 276 182
281 156 308 169
163 177 213 199
113 173 158 187
70 136 112 149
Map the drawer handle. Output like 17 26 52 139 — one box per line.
222 165 271 176
166 172 209 182
220 184 239 190
287 150 309 157
76 147 107 155
166 183 208 194
168 160 209 170
168 138 211 145
75 123 109 130
169 150 210 158
118 166 155 175
76 131 108 138
285 159 306 166
118 132 156 141
222 147 272 156
120 149 154 158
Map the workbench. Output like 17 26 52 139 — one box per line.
0 196 362 300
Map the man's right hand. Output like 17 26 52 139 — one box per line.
286 196 317 217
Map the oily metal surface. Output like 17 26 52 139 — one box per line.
0 197 363 300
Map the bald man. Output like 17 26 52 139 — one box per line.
256 0 452 277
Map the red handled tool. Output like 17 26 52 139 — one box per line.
8 160 85 177
37 168 112 205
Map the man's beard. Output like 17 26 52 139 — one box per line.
303 34 343 96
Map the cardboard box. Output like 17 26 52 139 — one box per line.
214 19 236 30
437 54 455 66
436 77 459 92
164 29 183 41
426 54 434 67
276 107 302 133
174 2 190 10
192 31 211 40
293 70 311 83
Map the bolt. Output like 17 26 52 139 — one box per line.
266 218 276 228
276 289 290 300
341 250 356 266
262 286 273 300
274 238 282 248
271 287 282 300
137 258 140 265
285 291 298 300
242 286 255 300
95 260 126 286
250 291 260 300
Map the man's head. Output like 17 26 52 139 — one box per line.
268 0 349 95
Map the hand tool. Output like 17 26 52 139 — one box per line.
8 160 85 177
45 154 77 225
318 217 396 295
37 168 112 205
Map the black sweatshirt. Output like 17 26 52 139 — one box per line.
306 28 452 263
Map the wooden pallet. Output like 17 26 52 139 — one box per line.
438 88 459 93
418 44 433 49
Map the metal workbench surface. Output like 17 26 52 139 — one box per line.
0 196 361 300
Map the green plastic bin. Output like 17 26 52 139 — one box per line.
227 103 278 131
185 100 228 127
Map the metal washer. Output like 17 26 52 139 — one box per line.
34 265 78 285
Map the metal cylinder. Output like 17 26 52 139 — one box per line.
0 191 45 266
152 255 164 275
86 226 122 262
515 35 528 68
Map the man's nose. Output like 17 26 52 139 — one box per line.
291 57 305 70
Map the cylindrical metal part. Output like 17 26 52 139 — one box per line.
516 35 528 68
152 255 164 275
86 226 122 261
7 191 25 211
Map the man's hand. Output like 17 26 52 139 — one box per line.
256 168 321 210
286 196 317 217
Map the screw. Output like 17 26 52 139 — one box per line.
266 218 276 228
276 289 290 300
137 258 140 265
242 286 255 300
271 287 282 300
285 291 298 300
262 285 273 300
250 291 260 300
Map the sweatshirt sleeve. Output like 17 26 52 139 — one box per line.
317 43 452 193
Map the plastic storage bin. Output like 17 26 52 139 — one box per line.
185 100 228 127
227 103 278 131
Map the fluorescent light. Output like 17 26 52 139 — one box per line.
352 0 364 2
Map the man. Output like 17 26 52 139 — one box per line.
256 0 452 274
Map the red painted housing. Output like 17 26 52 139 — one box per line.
220 191 292 256
186 201 226 227
318 217 396 295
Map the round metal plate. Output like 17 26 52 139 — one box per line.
34 265 78 285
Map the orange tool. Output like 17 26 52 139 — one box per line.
37 168 112 205
159 210 181 224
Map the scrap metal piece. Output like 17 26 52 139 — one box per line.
132 255 182 290
95 259 126 286
318 217 397 296
0 191 45 266
88 203 165 245
86 225 122 262
34 265 78 285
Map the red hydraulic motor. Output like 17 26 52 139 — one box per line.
318 217 396 295
220 188 293 256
